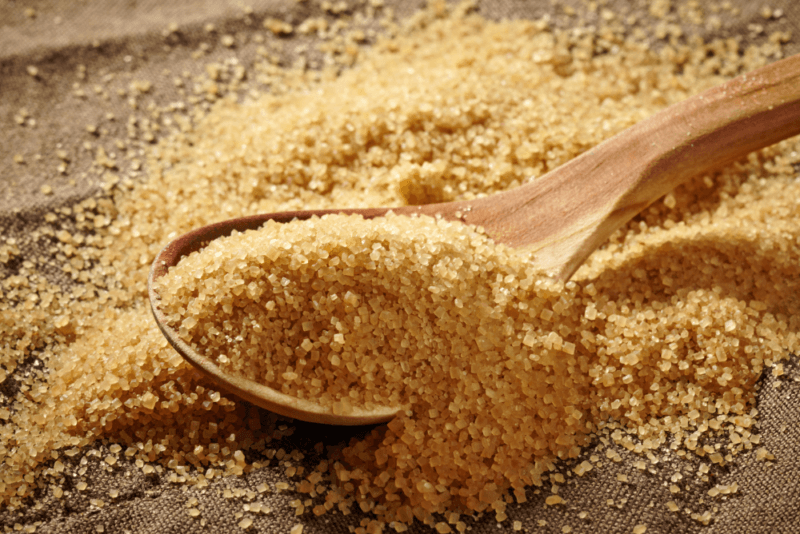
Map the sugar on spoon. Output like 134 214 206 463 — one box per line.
149 52 800 426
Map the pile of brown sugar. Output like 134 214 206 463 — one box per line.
154 188 800 527
2 2 800 532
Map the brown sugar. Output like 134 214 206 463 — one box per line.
154 212 564 414
1 2 800 531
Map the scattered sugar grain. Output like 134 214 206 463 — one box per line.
666 501 679 512
545 496 565 506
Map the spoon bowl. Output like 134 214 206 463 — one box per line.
149 52 800 425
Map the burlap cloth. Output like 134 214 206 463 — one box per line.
1 1 799 532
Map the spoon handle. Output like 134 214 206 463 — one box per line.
462 53 800 280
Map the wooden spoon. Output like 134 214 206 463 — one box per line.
149 53 800 425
